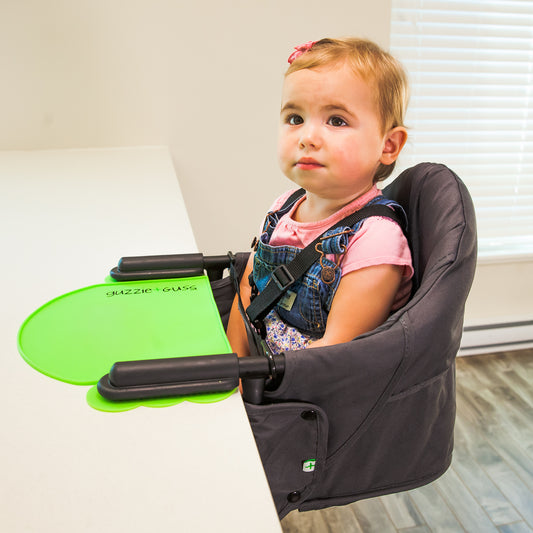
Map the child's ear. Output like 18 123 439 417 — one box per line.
380 127 408 165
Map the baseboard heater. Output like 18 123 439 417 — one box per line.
459 320 533 356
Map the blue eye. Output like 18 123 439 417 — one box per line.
328 116 347 127
287 114 304 125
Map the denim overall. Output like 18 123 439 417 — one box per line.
251 193 405 337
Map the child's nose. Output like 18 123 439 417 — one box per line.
299 123 321 149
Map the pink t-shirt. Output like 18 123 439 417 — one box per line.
264 186 414 310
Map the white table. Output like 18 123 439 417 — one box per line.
0 147 281 532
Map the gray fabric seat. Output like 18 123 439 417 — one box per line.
227 163 477 517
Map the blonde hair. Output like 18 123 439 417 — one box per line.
286 38 409 181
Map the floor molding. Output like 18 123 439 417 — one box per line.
460 320 533 356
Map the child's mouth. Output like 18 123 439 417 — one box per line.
295 158 324 170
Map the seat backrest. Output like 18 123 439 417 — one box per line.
384 162 477 295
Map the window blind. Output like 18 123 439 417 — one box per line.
389 0 533 261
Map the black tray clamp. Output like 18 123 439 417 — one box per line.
98 252 284 405
110 252 233 282
97 352 285 405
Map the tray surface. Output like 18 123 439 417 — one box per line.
18 277 234 411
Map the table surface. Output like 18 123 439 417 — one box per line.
0 147 281 532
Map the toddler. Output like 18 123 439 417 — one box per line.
227 38 413 357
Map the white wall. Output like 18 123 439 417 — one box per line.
1 0 531 330
461 259 533 354
0 0 392 253
465 260 532 325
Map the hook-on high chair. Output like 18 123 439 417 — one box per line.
104 162 477 518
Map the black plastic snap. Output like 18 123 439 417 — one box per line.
287 491 301 503
301 410 317 421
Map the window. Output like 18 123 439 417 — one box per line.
390 0 533 261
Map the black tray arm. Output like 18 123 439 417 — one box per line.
97 353 285 405
110 253 233 282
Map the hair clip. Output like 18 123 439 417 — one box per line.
288 40 317 64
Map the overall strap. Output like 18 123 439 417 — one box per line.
259 188 306 240
246 200 406 328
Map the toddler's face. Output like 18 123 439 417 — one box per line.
278 62 391 203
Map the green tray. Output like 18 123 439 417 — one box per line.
18 277 235 411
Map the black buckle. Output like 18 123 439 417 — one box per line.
271 264 295 291
253 319 267 339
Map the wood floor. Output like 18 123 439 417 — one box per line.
281 349 533 533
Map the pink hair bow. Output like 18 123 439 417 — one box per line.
288 40 317 64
